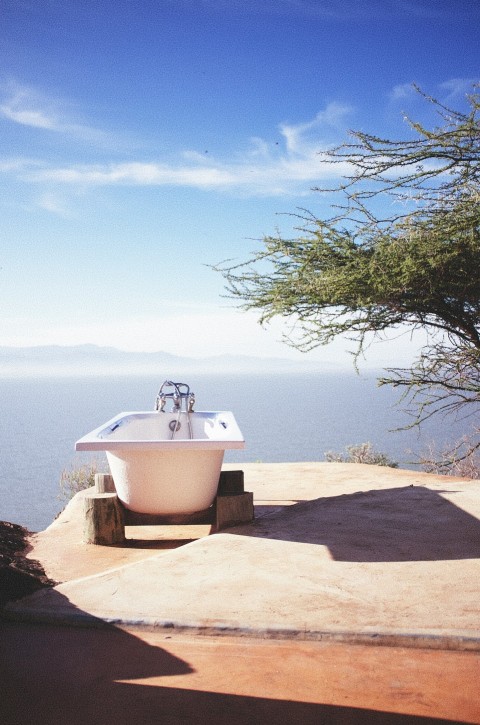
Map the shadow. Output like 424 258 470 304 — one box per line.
6 682 467 725
254 501 305 519
1 591 193 676
108 686 472 725
245 486 480 562
123 537 199 549
122 505 213 526
0 611 471 725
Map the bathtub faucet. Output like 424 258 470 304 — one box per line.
155 380 195 413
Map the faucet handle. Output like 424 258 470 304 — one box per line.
155 393 166 412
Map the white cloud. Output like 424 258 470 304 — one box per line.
390 78 479 106
1 104 56 130
0 79 355 198
23 153 348 196
0 157 43 173
0 81 117 146
36 192 74 217
280 102 352 154
439 77 478 100
389 83 417 102
7 105 353 198
29 161 238 188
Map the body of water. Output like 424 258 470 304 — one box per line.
0 372 463 531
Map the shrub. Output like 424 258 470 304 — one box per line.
325 442 398 468
420 435 480 479
58 458 102 501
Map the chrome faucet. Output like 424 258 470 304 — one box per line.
155 380 195 413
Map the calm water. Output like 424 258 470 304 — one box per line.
0 372 462 531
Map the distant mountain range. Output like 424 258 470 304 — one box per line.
0 344 329 376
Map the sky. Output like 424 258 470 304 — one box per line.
1 0 479 370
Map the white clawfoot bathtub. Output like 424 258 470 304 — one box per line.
75 411 245 515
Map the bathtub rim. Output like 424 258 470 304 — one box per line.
75 410 245 452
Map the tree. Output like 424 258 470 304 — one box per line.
216 87 480 469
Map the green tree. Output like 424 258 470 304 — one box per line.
217 87 480 468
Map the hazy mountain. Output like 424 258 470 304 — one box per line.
0 344 327 377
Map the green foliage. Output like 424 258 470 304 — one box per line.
223 211 480 353
218 85 480 355
216 86 480 472
325 442 398 468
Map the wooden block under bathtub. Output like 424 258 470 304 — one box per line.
215 490 254 530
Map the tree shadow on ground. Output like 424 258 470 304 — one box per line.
246 486 480 562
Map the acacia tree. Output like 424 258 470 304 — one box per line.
217 87 480 470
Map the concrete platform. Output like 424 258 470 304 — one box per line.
2 462 480 723
5 462 480 648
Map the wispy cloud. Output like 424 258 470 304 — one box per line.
389 83 417 102
3 103 353 198
0 81 118 147
390 78 479 106
279 102 351 154
0 157 43 173
36 192 74 218
439 78 479 100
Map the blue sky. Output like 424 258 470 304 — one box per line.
1 0 479 367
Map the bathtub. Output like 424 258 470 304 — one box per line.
75 410 245 515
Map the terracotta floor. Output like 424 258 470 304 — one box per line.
1 621 479 724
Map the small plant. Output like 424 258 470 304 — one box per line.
420 435 480 479
58 458 102 501
324 442 398 468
